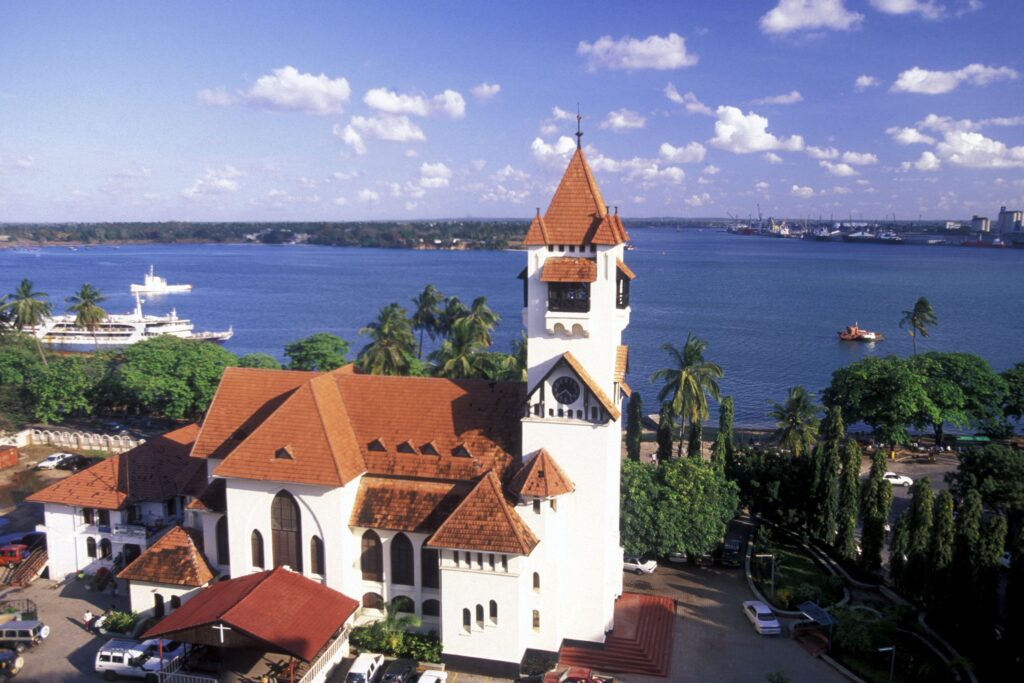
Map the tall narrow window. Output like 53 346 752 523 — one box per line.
533 610 541 630
501 555 508 572
533 572 540 592
98 509 110 527
489 600 498 625
153 594 165 619
453 550 460 567
361 530 383 581
215 516 229 566
271 491 302 571
83 508 94 525
462 608 471 634
251 530 264 569
99 538 112 559
391 533 414 585
423 599 440 617
421 547 440 589
310 535 325 575
86 537 97 558
488 553 495 571
476 552 483 569
476 604 484 629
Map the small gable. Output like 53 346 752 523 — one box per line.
526 352 620 422
510 449 575 500
427 472 539 555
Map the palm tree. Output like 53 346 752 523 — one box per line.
437 296 469 339
459 296 500 347
66 283 108 351
357 303 416 375
429 317 489 379
372 596 422 653
768 385 821 457
410 284 444 359
651 334 723 457
899 296 938 354
2 278 52 365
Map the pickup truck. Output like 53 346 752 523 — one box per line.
0 546 29 568
543 668 613 683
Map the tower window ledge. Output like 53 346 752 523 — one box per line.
545 312 590 338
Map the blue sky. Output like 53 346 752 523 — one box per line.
1 0 1021 222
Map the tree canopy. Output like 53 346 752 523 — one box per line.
284 332 350 371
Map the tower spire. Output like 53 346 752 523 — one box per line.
576 104 583 150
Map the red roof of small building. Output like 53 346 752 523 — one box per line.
27 424 203 510
427 471 539 555
142 566 358 662
509 449 575 499
540 257 598 283
118 526 216 587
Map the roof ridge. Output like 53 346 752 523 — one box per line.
309 373 352 484
561 351 620 420
484 470 531 553
221 570 274 623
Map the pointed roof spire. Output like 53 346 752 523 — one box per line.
576 104 583 150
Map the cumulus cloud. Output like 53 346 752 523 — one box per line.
842 151 878 165
790 184 816 198
891 63 1018 94
759 0 864 35
197 88 237 107
709 106 804 154
358 189 380 203
494 165 529 181
702 165 720 175
664 84 713 115
363 87 465 118
433 89 466 118
589 154 685 185
419 162 453 188
552 107 574 120
182 165 243 199
600 109 646 131
577 33 698 71
246 66 351 114
901 150 942 171
481 185 531 204
855 75 881 91
820 160 859 176
886 126 937 145
531 136 576 163
806 145 839 160
763 152 784 164
333 116 426 155
684 193 711 207
755 181 771 191
936 131 1024 168
659 142 706 163
869 0 944 20
752 90 804 105
471 82 501 101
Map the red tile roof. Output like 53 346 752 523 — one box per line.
560 352 621 421
427 471 539 555
143 566 358 662
509 449 575 499
186 479 226 513
118 526 216 587
615 345 632 398
350 477 471 533
616 258 636 280
540 257 597 283
523 148 629 247
27 424 203 510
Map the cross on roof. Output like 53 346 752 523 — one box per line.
212 622 232 643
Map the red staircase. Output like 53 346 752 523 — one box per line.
558 593 676 677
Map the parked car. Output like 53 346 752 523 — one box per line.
55 454 90 471
883 472 913 487
1001 551 1012 569
382 659 417 683
0 648 24 680
720 538 743 567
543 668 613 683
0 621 49 652
667 552 687 564
623 555 657 574
414 671 448 683
95 638 185 680
0 546 29 568
345 653 384 683
742 601 781 635
35 453 75 470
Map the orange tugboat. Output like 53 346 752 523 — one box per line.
838 323 884 342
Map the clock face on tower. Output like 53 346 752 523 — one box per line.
552 376 581 405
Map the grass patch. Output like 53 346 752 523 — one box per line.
833 628 956 683
752 536 844 610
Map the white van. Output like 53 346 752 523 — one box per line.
345 652 384 683
94 638 185 681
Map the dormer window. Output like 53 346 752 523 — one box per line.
420 442 439 455
397 441 417 454
368 439 387 452
275 446 294 460
452 443 472 458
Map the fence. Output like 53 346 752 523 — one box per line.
298 626 351 683
158 657 218 683
29 428 143 454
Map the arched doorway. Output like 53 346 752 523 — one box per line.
361 531 383 581
271 491 302 571
391 533 414 585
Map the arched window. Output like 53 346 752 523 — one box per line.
423 599 440 617
489 600 498 625
215 516 229 566
476 604 484 629
86 537 97 558
362 592 383 609
310 536 325 575
361 530 383 581
533 572 540 592
421 547 439 589
532 610 540 630
462 608 471 633
99 538 112 559
271 491 302 571
170 595 181 610
393 596 415 614
391 533 414 585
251 530 264 569
153 594 165 619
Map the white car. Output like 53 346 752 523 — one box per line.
36 452 76 470
416 671 449 683
883 472 913 487
623 555 657 574
1000 551 1012 569
743 600 781 635
95 638 185 679
346 652 384 683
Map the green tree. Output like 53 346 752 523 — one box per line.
947 444 1024 522
656 402 674 461
0 335 45 428
115 336 238 420
459 296 500 347
812 406 844 545
890 511 910 588
620 459 661 555
1003 362 1024 420
651 334 723 458
927 490 955 608
655 457 739 556
509 332 527 382
1 278 52 365
284 333 350 371
410 284 444 359
1005 527 1024 663
625 392 643 462
711 397 734 471
836 440 862 562
368 596 423 654
437 296 469 339
65 283 107 350
899 296 938 354
908 352 1008 445
860 447 893 572
952 488 983 593
975 514 1008 639
358 303 416 376
769 385 820 457
27 355 103 423
686 420 702 459
429 316 489 379
237 353 282 369
903 477 934 599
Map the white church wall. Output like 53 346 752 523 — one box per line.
126 580 203 620
41 504 82 580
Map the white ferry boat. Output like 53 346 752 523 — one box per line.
130 266 192 294
26 294 232 348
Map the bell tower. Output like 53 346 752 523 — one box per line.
518 135 633 645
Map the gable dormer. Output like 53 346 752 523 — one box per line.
525 352 619 424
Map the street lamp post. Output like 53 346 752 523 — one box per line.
754 553 776 597
879 645 896 683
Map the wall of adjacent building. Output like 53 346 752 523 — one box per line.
126 579 204 620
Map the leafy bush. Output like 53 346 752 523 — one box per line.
520 650 559 676
104 611 138 634
349 625 441 663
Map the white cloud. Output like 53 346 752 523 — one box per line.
362 87 465 118
702 165 720 175
336 125 366 155
710 106 804 154
829 185 852 195
470 160 487 172
659 141 706 163
763 152 784 164
531 136 576 163
197 88 237 107
664 84 713 115
182 165 243 199
684 193 712 207
471 82 501 101
842 151 878 165
0 154 35 174
600 109 647 131
577 33 698 71
936 130 1024 168
855 74 881 91
820 160 859 176
333 196 348 206
358 189 380 203
432 89 466 119
246 66 351 114
481 185 531 204
333 115 426 155
759 0 864 35
332 171 359 181
755 181 771 191
494 164 529 181
901 150 943 171
886 126 937 145
891 63 1018 94
419 162 453 188
590 154 685 185
806 145 839 159
752 90 804 105
552 107 574 120
791 184 816 198
869 0 944 20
